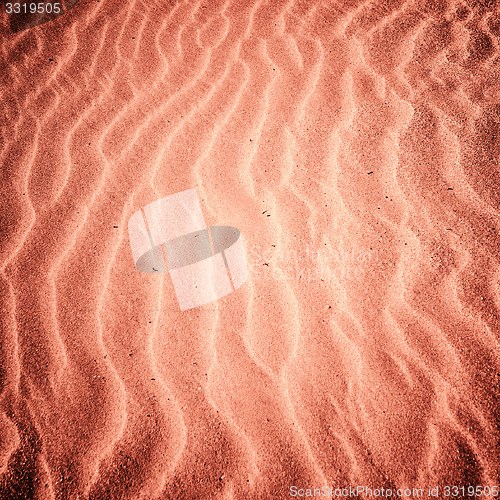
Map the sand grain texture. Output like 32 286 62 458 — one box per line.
1 0 500 498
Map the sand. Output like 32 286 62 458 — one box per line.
1 0 500 498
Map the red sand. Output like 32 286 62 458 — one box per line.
1 0 500 498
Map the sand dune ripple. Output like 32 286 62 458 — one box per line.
1 0 500 498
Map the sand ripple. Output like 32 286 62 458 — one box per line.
1 0 500 498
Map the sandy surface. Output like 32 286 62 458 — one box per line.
1 0 500 498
